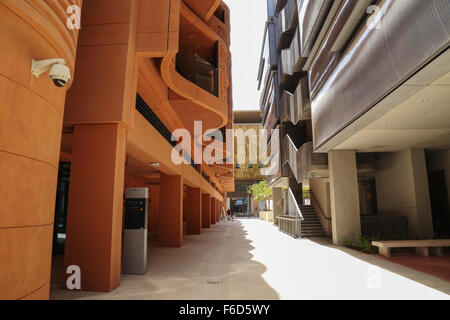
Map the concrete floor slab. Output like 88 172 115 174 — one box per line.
51 219 450 300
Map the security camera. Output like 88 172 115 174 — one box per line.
49 63 71 87
31 58 72 88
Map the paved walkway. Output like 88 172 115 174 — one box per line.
51 219 450 300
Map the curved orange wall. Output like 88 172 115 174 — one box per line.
0 0 80 300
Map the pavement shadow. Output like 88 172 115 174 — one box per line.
50 220 280 300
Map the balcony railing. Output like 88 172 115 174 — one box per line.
283 137 329 183
278 187 304 238
176 53 218 97
280 76 311 124
277 215 302 238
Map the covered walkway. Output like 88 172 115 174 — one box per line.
51 219 450 300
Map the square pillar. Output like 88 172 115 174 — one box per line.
185 187 202 234
64 124 127 292
210 198 216 225
329 150 361 246
159 174 183 247
224 193 228 211
202 193 211 228
216 201 220 222
273 187 283 225
374 149 433 238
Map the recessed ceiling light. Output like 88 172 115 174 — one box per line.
150 162 160 167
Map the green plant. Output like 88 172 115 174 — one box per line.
356 235 375 253
343 238 354 247
353 233 411 254
248 180 273 210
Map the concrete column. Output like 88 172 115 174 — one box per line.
210 198 216 225
64 124 127 292
159 174 183 247
185 187 202 234
273 188 283 225
375 149 433 238
202 193 211 228
329 150 361 246
410 149 434 238
224 193 228 211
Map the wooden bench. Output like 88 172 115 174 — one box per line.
371 239 450 257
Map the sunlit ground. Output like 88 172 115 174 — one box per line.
51 218 449 300
239 219 449 299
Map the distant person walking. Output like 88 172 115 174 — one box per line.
227 209 234 222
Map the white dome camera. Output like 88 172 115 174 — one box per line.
31 58 72 88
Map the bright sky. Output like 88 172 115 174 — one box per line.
223 0 268 111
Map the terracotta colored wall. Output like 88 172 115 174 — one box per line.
202 193 211 228
210 198 217 225
148 186 161 234
128 112 224 201
64 0 138 127
0 0 80 300
64 124 127 292
1 0 233 300
159 174 183 247
185 187 202 234
136 0 174 56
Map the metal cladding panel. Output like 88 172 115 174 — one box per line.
280 76 310 125
311 0 450 151
298 0 331 57
309 0 359 99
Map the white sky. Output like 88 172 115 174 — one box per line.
223 0 268 111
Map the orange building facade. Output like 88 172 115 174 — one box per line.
0 0 234 299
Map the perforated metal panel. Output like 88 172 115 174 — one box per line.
311 0 450 151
